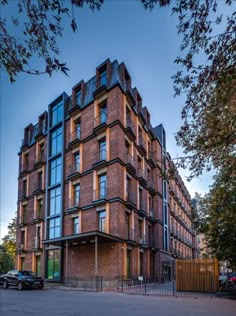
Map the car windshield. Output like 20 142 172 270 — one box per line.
19 271 35 276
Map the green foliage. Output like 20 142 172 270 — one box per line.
194 171 236 269
0 215 16 272
0 0 103 82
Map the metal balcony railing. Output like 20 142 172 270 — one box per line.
94 110 107 128
126 116 135 134
69 129 81 143
139 200 147 212
138 234 147 246
94 149 107 163
68 164 81 176
17 214 26 225
68 197 80 209
137 168 147 180
35 152 45 164
126 228 135 241
126 191 136 205
125 152 135 167
17 243 25 251
94 187 107 201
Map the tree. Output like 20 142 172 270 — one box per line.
193 171 236 269
0 215 16 272
0 0 104 82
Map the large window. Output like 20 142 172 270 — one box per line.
48 217 60 239
49 187 61 216
75 121 81 139
37 198 43 218
98 210 106 232
51 127 62 156
51 102 63 127
99 69 107 86
76 90 81 106
50 157 62 185
126 250 131 278
47 249 60 279
98 174 107 199
99 139 106 160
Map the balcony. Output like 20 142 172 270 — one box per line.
147 151 156 168
68 97 81 115
92 149 108 170
125 153 136 175
147 177 155 194
137 168 147 186
35 122 46 140
32 183 44 195
126 228 136 243
125 191 136 208
138 200 147 217
33 210 43 221
138 234 148 247
19 162 29 177
20 138 29 151
137 137 147 156
17 214 26 225
34 152 46 169
93 187 107 206
68 197 81 211
125 116 136 141
123 80 135 106
93 72 107 98
149 209 156 223
32 237 40 250
18 190 28 202
67 164 81 180
17 243 25 252
93 111 107 135
68 129 81 148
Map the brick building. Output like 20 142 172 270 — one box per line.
16 59 197 282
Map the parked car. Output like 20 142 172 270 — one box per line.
219 272 227 285
227 272 236 288
2 270 44 290
0 273 6 285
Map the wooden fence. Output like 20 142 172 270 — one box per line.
176 258 219 293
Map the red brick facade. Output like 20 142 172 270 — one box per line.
16 59 196 282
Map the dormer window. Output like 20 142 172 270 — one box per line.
99 69 107 87
76 90 81 106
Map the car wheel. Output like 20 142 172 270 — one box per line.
39 284 44 290
3 280 8 289
17 282 23 291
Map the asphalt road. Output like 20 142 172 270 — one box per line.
0 288 235 316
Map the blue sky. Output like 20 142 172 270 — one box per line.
0 1 214 239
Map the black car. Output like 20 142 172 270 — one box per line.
2 270 44 290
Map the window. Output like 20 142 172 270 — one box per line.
99 69 107 86
38 171 43 190
50 157 62 185
139 252 143 275
74 152 80 172
98 174 107 199
139 220 143 239
99 139 106 160
39 143 44 160
24 153 29 170
138 126 142 144
75 121 81 139
49 187 61 216
48 217 60 239
51 101 63 127
21 230 25 245
76 90 81 106
23 179 27 196
73 217 79 234
99 104 107 124
37 199 43 218
98 210 106 232
36 226 41 245
73 184 80 206
22 204 27 223
126 249 131 278
47 249 60 279
126 176 131 198
51 127 62 156
125 213 131 239
139 187 143 210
